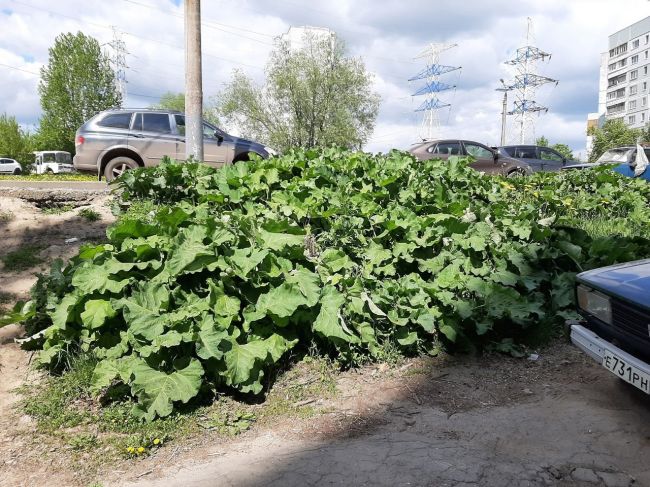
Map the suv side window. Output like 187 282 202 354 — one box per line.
515 147 537 158
433 142 461 155
133 113 171 133
174 115 186 136
539 148 563 161
97 112 133 129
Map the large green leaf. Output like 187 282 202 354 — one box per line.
80 300 116 330
313 286 359 344
131 359 204 421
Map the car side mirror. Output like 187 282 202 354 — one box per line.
562 158 567 165
215 132 224 144
493 151 499 163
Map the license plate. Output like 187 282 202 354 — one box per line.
603 350 650 394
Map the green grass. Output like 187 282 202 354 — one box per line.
19 354 338 467
0 210 14 222
41 204 75 215
1 245 44 271
0 173 97 181
79 208 101 222
572 217 650 240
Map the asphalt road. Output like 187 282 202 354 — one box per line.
0 180 109 192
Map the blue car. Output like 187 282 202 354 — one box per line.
571 259 650 395
564 146 650 182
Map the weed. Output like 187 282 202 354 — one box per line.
41 204 75 215
68 434 99 451
79 208 101 222
0 210 14 222
1 245 44 272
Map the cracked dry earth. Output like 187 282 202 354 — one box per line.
118 344 650 487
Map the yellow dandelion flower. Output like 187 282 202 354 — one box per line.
137 447 145 454
153 438 161 445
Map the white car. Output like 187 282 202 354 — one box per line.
0 158 22 175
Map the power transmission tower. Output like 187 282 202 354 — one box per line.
503 18 557 144
108 26 128 103
409 43 460 141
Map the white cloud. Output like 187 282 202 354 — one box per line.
0 0 648 155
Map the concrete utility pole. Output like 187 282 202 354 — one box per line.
496 79 510 146
185 0 203 161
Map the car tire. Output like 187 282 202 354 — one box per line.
104 156 139 182
13 168 21 175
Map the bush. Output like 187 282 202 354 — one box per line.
10 149 650 421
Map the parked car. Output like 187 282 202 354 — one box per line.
409 139 532 177
563 145 650 182
74 109 275 181
33 151 75 174
0 158 22 175
497 145 572 172
570 259 650 395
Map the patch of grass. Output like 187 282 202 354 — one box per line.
0 210 14 222
79 208 101 222
0 173 97 181
41 204 75 215
1 245 44 272
118 200 160 223
572 217 650 240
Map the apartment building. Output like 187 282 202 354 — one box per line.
601 16 650 129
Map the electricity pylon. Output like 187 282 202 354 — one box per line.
108 26 128 103
409 43 460 141
503 18 557 144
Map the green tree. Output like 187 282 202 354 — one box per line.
0 113 35 169
219 32 380 151
536 135 574 160
550 143 573 160
38 32 121 153
152 91 221 126
587 119 641 162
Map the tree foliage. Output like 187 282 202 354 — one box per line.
152 92 221 126
38 32 121 153
535 136 574 161
587 119 642 162
219 32 380 151
0 113 34 167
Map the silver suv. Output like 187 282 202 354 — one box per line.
74 109 274 181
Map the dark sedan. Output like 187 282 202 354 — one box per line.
410 139 531 177
570 259 650 395
497 145 571 172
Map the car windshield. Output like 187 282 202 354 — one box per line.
596 148 633 164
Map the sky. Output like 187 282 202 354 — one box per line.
0 0 648 158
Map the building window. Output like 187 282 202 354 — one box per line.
644 81 648 92
643 112 647 122
631 69 638 80
646 50 649 59
647 34 649 44
644 66 648 76
628 115 636 124
629 100 637 110
630 85 638 95
643 97 647 107
618 58 627 68
608 62 616 71
631 55 639 64
633 39 640 49
609 42 628 57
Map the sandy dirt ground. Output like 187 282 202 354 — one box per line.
0 190 648 487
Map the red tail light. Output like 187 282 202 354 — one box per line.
75 135 85 146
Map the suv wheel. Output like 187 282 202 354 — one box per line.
13 168 21 175
104 156 139 182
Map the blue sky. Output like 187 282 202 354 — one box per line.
0 0 648 157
